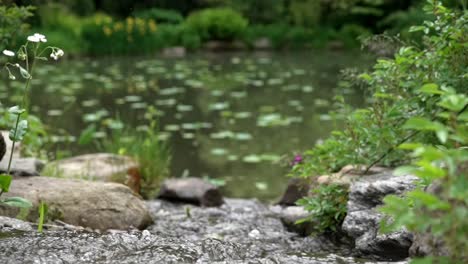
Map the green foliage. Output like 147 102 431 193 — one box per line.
186 8 248 41
153 24 201 50
37 201 47 233
288 0 321 27
380 86 467 263
338 24 372 47
0 174 12 193
133 8 184 24
0 4 34 50
292 2 467 262
99 109 171 199
296 184 348 233
292 3 467 178
1 32 63 213
81 15 159 55
0 196 32 208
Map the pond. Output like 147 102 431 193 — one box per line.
1 50 372 201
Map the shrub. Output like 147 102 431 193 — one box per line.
101 119 171 199
243 24 325 49
296 184 348 233
81 14 159 55
0 5 34 50
338 24 372 47
186 8 248 41
292 2 467 262
153 24 201 50
133 8 184 24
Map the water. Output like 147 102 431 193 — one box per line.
1 50 371 200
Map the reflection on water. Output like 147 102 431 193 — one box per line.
1 51 371 200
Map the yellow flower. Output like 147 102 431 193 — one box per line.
103 26 112 36
148 19 157 33
114 22 124 31
126 17 135 33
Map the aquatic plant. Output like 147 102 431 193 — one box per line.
99 108 171 199
1 32 63 229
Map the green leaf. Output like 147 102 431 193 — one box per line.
78 124 96 145
1 197 33 208
9 119 28 142
403 117 443 131
0 174 12 192
38 201 48 233
418 83 443 95
436 129 448 143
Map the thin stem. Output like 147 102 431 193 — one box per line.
6 43 38 175
6 112 23 174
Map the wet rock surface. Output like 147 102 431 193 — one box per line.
342 170 418 260
0 198 408 264
0 176 152 231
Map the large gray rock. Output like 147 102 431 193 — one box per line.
0 157 45 176
0 176 152 230
43 153 138 183
342 170 418 260
158 177 224 207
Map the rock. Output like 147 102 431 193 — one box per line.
0 157 44 176
43 153 139 188
161 46 186 58
277 178 310 206
317 165 389 186
0 215 33 232
158 177 223 207
0 176 152 230
0 198 409 263
253 37 272 49
0 130 21 167
270 205 314 236
408 182 450 258
203 40 246 51
342 170 418 260
0 132 6 162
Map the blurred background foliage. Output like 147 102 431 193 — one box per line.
0 0 465 55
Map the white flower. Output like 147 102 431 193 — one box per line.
50 48 64 60
56 49 64 57
2 50 15 57
27 33 47 43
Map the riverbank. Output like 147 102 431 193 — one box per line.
0 197 409 264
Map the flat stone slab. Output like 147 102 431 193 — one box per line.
158 177 224 207
0 176 152 230
44 153 138 183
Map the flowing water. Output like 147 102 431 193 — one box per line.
1 50 372 200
